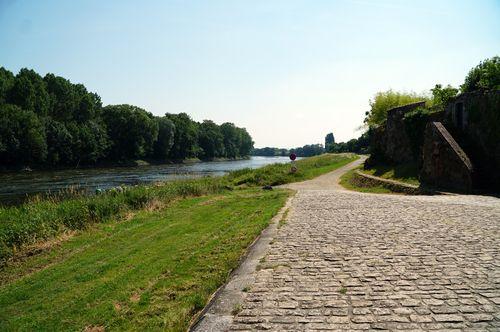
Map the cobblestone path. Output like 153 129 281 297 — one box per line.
229 181 500 330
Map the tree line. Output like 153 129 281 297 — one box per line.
324 132 370 154
252 132 369 158
0 67 253 168
252 144 324 158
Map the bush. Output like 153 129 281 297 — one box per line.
364 90 429 127
461 56 500 93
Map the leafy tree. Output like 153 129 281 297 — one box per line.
73 84 102 122
44 119 74 165
0 67 15 104
326 131 370 154
252 147 278 156
198 120 224 159
8 68 50 116
238 128 254 157
292 144 324 157
325 133 335 150
0 67 254 168
461 56 500 93
431 84 458 109
364 90 428 128
67 121 110 165
0 104 47 165
153 116 175 160
165 113 199 160
102 105 158 160
220 122 241 158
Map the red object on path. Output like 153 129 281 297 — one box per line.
289 153 297 161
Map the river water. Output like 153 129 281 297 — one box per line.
0 156 291 205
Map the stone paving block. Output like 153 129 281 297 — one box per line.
228 189 500 331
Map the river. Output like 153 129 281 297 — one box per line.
0 156 292 205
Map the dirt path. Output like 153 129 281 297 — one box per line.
194 157 500 331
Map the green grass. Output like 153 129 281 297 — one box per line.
0 189 289 331
361 162 420 186
339 168 393 194
0 153 358 330
0 153 357 264
0 178 228 264
226 153 359 187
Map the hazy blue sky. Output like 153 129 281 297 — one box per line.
1 0 499 147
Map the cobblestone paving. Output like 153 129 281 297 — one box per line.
231 190 500 331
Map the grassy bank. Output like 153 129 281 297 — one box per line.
227 153 358 187
0 153 358 264
361 162 420 186
0 189 288 331
339 168 393 194
0 178 228 264
0 153 357 330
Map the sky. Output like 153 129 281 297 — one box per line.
1 0 499 148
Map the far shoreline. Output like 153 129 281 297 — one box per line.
0 156 255 174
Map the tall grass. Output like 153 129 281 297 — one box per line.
0 178 227 264
226 153 358 186
0 153 357 264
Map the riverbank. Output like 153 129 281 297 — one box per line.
0 189 290 331
0 153 357 331
0 156 252 173
0 156 290 206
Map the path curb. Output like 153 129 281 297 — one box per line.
352 170 448 195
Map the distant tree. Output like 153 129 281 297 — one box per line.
102 105 158 160
252 147 278 156
0 67 15 104
44 74 98 122
277 148 289 156
252 147 291 156
0 67 255 168
165 113 199 160
220 122 241 158
364 90 428 128
292 144 324 157
44 74 75 122
431 84 458 109
72 84 102 122
44 119 74 165
0 104 47 165
326 131 370 154
153 117 176 160
461 56 500 93
67 121 110 164
325 133 335 151
238 128 254 157
8 68 50 116
198 120 224 159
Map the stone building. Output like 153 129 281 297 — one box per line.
368 90 500 193
442 90 500 190
367 101 426 166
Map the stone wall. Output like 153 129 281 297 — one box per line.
420 122 474 193
383 101 426 163
445 90 500 190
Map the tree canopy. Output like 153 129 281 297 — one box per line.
363 90 428 128
0 67 254 168
461 56 500 93
325 133 335 151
